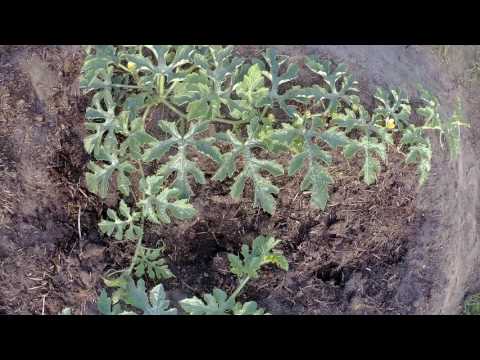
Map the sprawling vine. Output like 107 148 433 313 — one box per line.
80 45 468 315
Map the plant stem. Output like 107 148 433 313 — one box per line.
143 105 152 123
228 276 251 303
213 118 250 126
164 82 178 98
117 64 130 73
128 228 144 274
111 84 141 90
161 99 250 129
161 100 188 135
158 75 165 96
261 106 270 118
161 100 188 120
105 268 128 277
128 160 146 275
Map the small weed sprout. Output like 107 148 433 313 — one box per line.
464 294 480 315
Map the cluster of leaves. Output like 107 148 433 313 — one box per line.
82 45 466 218
97 235 288 315
98 279 177 315
133 246 173 281
464 293 480 315
404 88 469 184
81 45 467 315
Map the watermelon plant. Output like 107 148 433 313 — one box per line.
97 235 288 315
80 45 467 315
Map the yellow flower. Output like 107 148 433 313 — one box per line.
385 118 395 129
127 61 137 72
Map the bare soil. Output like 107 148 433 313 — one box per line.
0 45 478 315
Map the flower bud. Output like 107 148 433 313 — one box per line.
385 118 395 129
127 61 136 72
